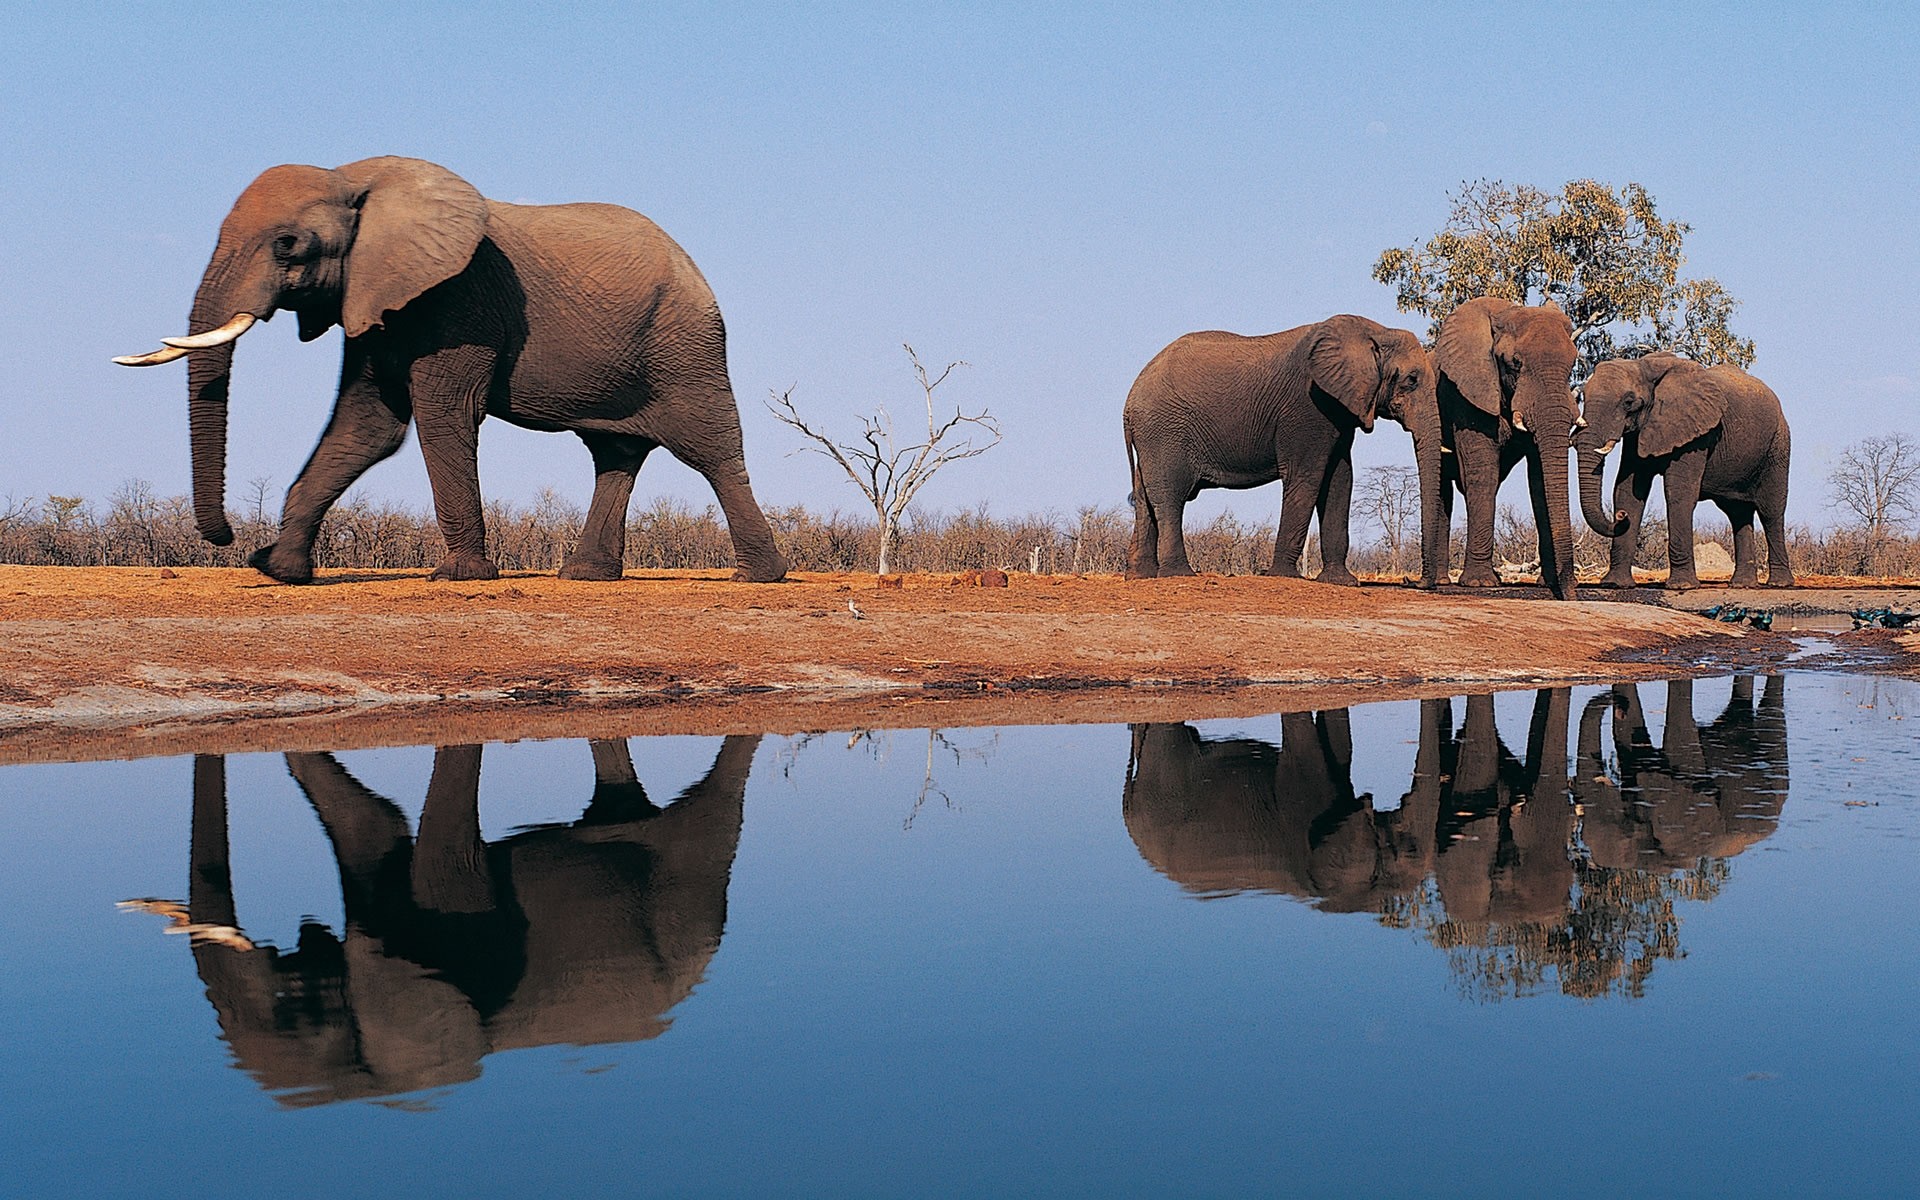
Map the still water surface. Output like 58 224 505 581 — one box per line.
4 672 1916 1197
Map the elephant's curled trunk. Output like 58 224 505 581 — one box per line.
1578 445 1630 538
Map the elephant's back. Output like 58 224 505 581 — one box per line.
1124 327 1309 418
486 200 719 312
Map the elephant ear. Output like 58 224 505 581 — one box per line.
1639 360 1727 457
1307 316 1383 423
1433 298 1506 416
336 157 489 337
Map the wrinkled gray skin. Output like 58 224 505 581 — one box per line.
1433 298 1582 599
179 736 757 1106
1123 315 1446 585
1576 353 1794 589
121 157 787 584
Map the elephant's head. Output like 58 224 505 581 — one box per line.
1308 316 1447 586
1434 298 1582 597
1576 353 1726 536
115 157 490 545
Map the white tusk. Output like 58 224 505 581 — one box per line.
113 346 190 367
162 312 257 350
1599 439 1618 455
1572 414 1588 430
1440 445 1454 455
1512 413 1529 433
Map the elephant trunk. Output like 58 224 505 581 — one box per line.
1539 427 1578 600
1407 412 1447 589
185 249 270 547
1578 444 1629 537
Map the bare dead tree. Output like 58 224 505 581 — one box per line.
1829 433 1920 574
766 344 1002 574
1352 465 1422 575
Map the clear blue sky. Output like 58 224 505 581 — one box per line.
3 2 1914 533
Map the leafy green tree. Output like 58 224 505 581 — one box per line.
1373 179 1755 379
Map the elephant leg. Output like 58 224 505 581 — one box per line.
643 376 789 583
412 346 500 581
1127 487 1160 578
1453 430 1502 586
559 433 656 581
253 347 409 584
1269 465 1326 578
1720 499 1760 586
1604 465 1654 589
1662 452 1708 590
412 745 494 914
1313 439 1359 586
285 751 415 920
581 738 658 824
1140 464 1198 576
1758 473 1796 587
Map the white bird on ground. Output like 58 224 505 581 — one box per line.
848 598 866 619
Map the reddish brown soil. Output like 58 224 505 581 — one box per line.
0 565 1894 764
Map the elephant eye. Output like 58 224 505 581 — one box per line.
271 233 299 261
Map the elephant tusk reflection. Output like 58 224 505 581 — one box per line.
112 345 190 367
162 311 257 349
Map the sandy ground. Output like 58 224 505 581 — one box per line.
1 565 1913 764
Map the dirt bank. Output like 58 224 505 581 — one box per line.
4 564 1846 763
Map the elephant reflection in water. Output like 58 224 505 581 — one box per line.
1575 675 1787 869
1124 678 1788 999
162 735 757 1106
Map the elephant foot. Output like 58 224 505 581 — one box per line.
1599 572 1638 589
1729 572 1760 588
430 554 501 582
247 543 313 585
1456 569 1501 588
1413 575 1439 590
1314 567 1360 587
558 557 624 582
731 553 790 583
1663 574 1700 592
1762 572 1797 589
1155 563 1197 578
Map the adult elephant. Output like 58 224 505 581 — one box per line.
1576 353 1794 589
139 736 757 1106
116 157 788 584
1123 314 1445 585
1433 298 1582 598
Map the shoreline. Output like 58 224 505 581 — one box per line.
1 565 1913 764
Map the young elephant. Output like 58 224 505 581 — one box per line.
116 156 788 585
1123 315 1445 584
1576 353 1794 589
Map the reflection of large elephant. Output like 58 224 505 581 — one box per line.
1122 315 1445 585
1576 353 1794 589
171 736 757 1106
1573 675 1788 867
1433 299 1582 598
116 157 788 585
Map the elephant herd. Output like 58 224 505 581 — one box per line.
1125 300 1796 596
133 680 1784 1102
116 156 1793 596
